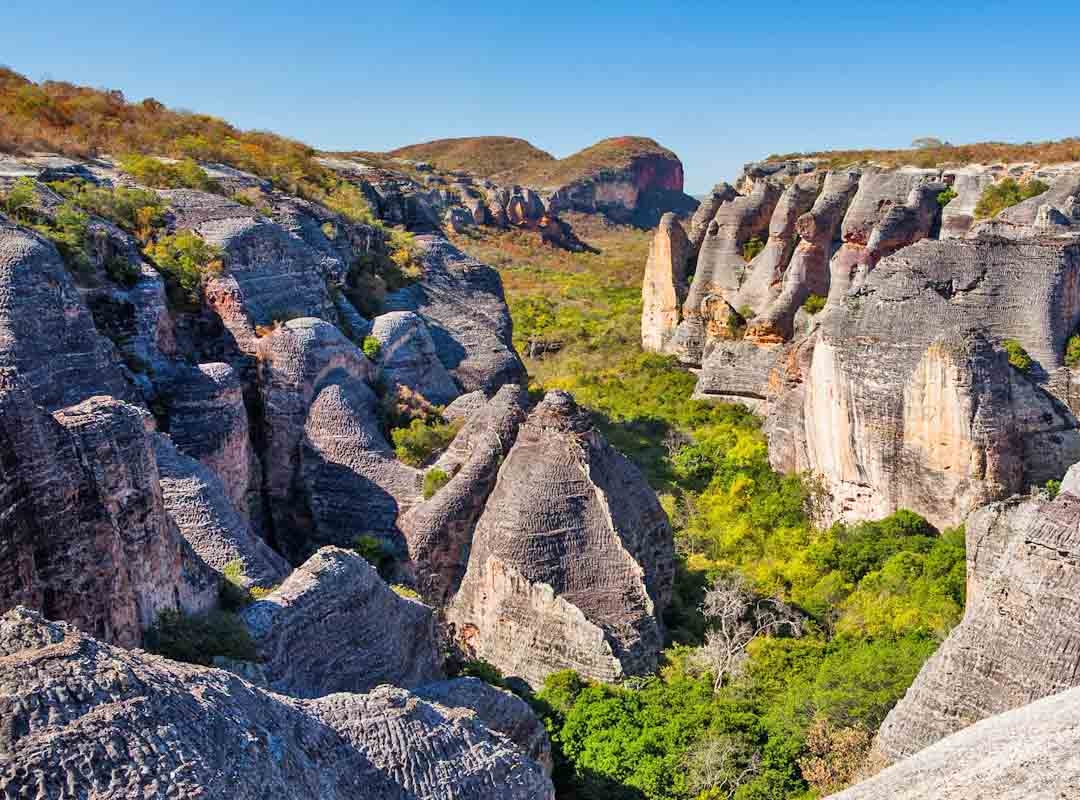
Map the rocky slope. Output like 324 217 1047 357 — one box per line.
0 136 678 794
0 607 554 799
644 158 1080 528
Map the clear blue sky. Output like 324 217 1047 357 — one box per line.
5 1 1078 193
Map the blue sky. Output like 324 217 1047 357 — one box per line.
4 1 1078 193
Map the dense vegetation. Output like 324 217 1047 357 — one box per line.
454 215 966 799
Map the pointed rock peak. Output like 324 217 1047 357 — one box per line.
528 390 592 435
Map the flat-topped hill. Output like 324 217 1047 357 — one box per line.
388 134 682 190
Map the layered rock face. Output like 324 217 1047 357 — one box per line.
648 158 1080 527
873 473 1080 762
241 547 443 698
448 391 674 687
0 607 554 799
832 684 1080 800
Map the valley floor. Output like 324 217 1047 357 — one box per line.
452 217 966 800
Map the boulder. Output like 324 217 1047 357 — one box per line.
241 547 442 698
448 391 674 686
0 607 554 799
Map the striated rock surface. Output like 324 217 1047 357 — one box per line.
873 479 1080 762
160 361 253 514
0 383 216 648
153 434 289 589
0 606 554 799
370 310 460 405
384 235 526 393
416 677 554 773
448 391 674 687
832 685 1080 800
641 212 691 352
401 385 529 604
0 217 134 410
241 547 442 697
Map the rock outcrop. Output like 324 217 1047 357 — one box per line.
0 384 216 648
369 310 459 405
873 473 1080 762
448 391 674 687
401 384 529 604
649 157 1080 527
0 607 554 799
241 547 442 697
383 235 526 393
641 213 691 352
832 684 1080 800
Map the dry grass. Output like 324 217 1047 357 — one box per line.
768 138 1080 169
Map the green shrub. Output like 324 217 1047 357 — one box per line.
146 608 256 666
1002 338 1033 372
1 175 37 221
362 335 382 361
936 186 958 207
802 294 827 315
104 255 142 287
423 467 451 499
217 559 279 610
742 235 765 262
1045 479 1062 499
145 230 224 305
31 201 94 277
391 584 420 599
118 153 217 191
391 417 463 466
459 659 506 687
974 178 1050 219
1065 333 1080 367
48 178 165 243
353 534 394 578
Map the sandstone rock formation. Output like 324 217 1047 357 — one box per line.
873 474 1080 762
641 212 691 352
832 684 1080 800
648 158 1080 527
448 391 674 686
0 383 216 648
369 310 459 405
0 607 554 799
154 434 289 590
241 547 442 697
401 384 529 604
383 235 526 393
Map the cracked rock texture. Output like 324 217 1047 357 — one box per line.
0 606 554 800
831 684 1080 800
641 212 691 353
241 547 442 697
448 391 674 687
370 310 460 405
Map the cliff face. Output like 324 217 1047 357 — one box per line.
645 158 1080 528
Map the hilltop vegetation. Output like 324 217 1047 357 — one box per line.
390 134 680 188
452 216 965 800
768 137 1080 169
